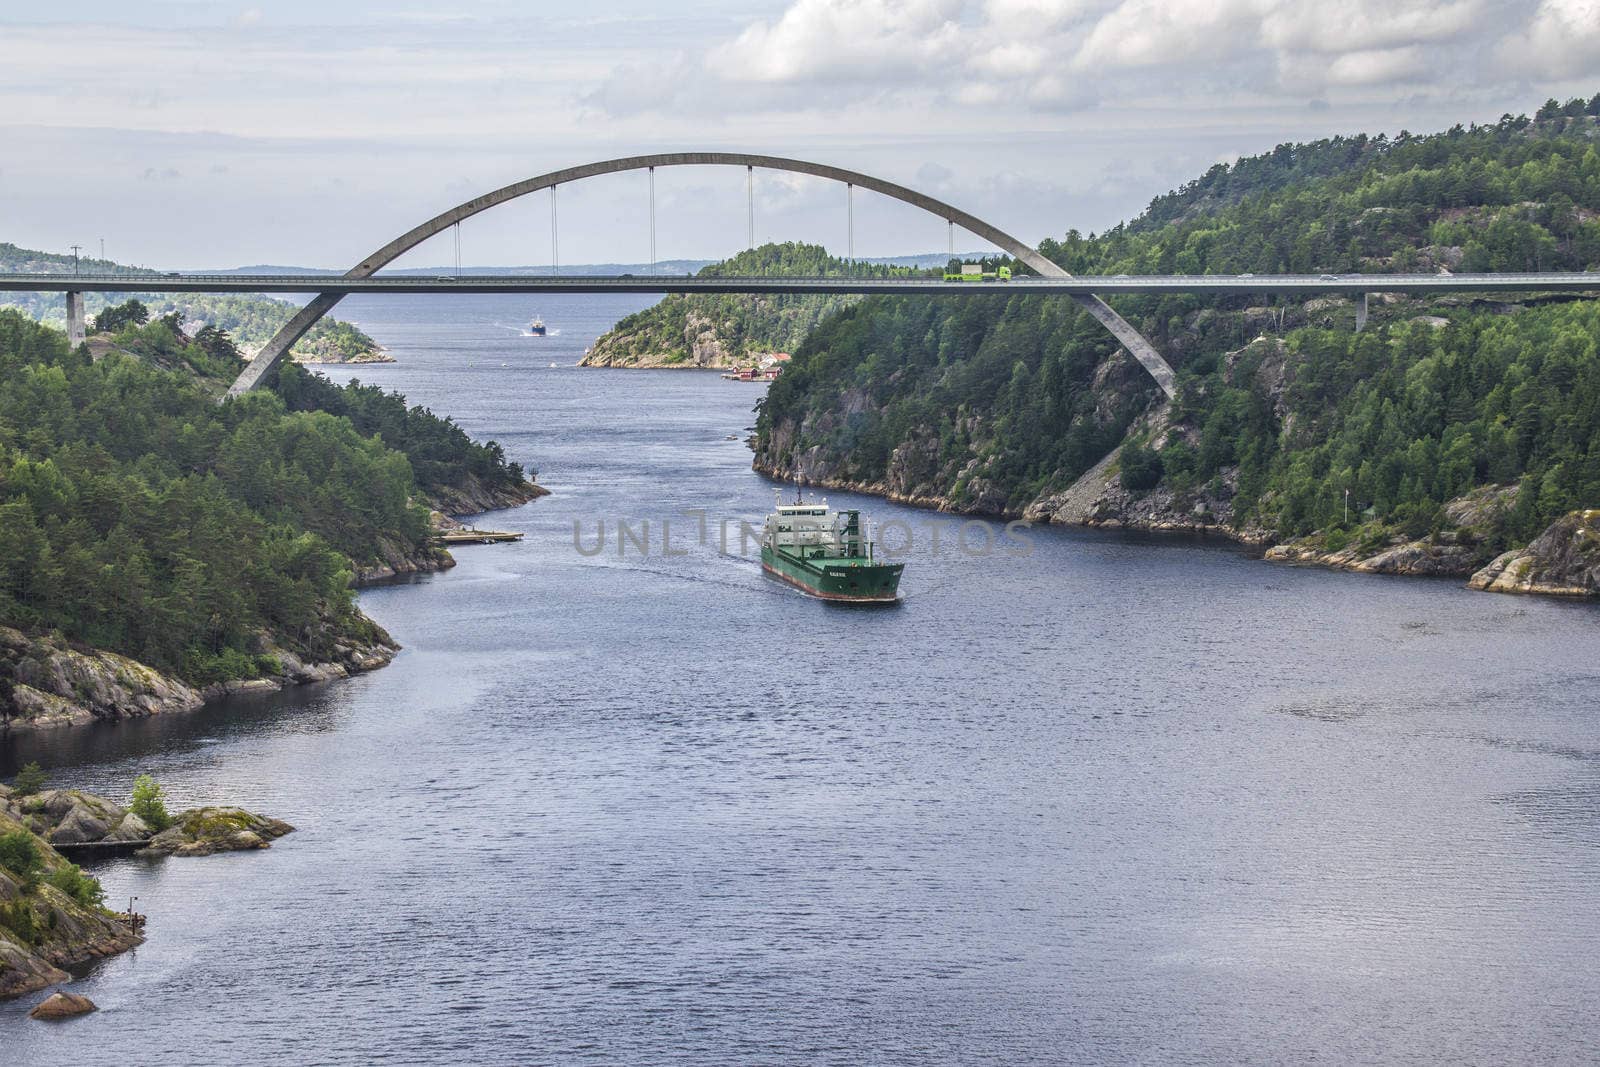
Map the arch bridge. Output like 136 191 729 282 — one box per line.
221 152 1179 399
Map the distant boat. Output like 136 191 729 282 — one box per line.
528 316 546 336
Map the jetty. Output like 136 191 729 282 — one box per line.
438 527 524 545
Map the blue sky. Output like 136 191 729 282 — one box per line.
2 0 1597 269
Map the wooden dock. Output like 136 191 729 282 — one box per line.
438 528 524 545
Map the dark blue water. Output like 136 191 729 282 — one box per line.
6 294 1600 1065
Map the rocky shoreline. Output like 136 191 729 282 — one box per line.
0 625 398 733
753 446 1600 601
2 479 551 732
1 782 292 1001
291 346 395 366
581 305 761 370
424 475 550 523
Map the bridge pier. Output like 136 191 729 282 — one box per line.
227 293 344 397
65 291 85 347
1355 291 1368 332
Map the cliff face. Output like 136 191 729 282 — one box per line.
425 473 550 519
0 625 396 732
585 308 739 369
1469 510 1600 595
0 627 204 730
753 347 1155 517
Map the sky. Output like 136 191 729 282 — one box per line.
1 0 1598 270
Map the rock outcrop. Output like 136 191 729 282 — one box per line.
0 627 204 731
7 786 295 858
0 801 144 1000
29 990 96 1019
1262 485 1521 578
140 807 294 857
1469 509 1600 596
12 789 146 847
424 473 549 521
1 625 397 733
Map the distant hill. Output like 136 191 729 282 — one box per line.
0 243 385 364
580 241 939 369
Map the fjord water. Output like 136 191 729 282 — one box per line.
6 294 1600 1065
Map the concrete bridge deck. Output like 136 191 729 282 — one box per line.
5 271 1600 296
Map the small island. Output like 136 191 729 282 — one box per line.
1 768 291 1003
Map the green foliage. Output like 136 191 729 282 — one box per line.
757 292 1141 509
0 829 43 878
0 308 435 682
10 761 46 797
1120 443 1165 492
146 294 380 362
275 364 528 502
109 316 244 378
758 102 1600 540
129 774 172 832
0 899 41 944
1202 305 1600 541
92 299 149 334
46 862 106 909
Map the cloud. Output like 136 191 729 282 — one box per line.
1259 0 1486 55
7 1 1599 268
1496 0 1600 79
1070 0 1267 72
708 0 966 84
589 0 1571 119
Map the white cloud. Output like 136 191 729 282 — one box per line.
1070 0 1268 72
1496 0 1600 79
5 1 1598 268
707 0 966 84
983 0 1106 33
591 0 1566 120
1279 46 1431 89
1260 0 1486 55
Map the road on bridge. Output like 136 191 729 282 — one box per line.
5 271 1600 296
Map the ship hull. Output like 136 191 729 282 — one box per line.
761 547 902 602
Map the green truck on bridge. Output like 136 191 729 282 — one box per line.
943 262 1012 282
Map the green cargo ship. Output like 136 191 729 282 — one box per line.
760 498 903 602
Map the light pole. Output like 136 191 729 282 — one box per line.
70 244 82 275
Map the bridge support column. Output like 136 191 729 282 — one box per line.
1355 291 1368 332
228 293 345 397
65 291 85 347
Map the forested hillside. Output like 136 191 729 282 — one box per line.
755 99 1600 590
0 309 537 710
582 242 923 368
0 243 385 363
